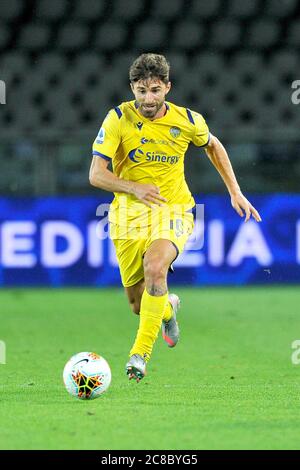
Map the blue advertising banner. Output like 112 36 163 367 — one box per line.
0 195 299 286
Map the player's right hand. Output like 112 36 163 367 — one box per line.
131 182 167 207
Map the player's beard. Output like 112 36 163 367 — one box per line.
139 100 165 119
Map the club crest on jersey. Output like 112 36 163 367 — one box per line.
96 127 105 144
169 126 181 138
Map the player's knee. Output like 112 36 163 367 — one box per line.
143 257 167 284
130 301 140 315
127 295 140 315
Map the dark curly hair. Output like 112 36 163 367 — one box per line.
129 53 170 84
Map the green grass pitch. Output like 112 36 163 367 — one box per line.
1 287 300 450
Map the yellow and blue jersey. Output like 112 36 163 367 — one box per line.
92 100 210 224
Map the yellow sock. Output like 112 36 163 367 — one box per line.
162 301 173 322
130 290 168 361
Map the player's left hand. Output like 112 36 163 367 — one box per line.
231 192 262 222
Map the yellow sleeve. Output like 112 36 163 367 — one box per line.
92 108 121 161
189 110 210 147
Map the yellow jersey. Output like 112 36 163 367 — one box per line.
92 100 210 225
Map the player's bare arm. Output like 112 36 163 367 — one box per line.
89 155 166 207
205 135 262 222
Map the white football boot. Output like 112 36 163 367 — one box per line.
126 354 147 382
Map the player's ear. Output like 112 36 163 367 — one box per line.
165 81 171 95
130 82 135 94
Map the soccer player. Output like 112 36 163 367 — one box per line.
89 53 261 382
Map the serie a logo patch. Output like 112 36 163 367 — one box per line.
169 126 181 138
96 127 105 144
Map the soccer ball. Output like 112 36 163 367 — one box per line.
63 352 111 399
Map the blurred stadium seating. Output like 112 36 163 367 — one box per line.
0 0 300 195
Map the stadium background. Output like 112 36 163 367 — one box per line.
1 0 300 286
1 0 300 452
